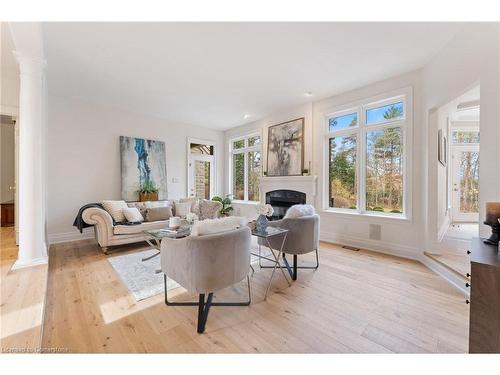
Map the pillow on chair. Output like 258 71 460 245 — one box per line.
284 204 316 219
190 216 247 236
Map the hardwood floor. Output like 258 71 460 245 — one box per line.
0 227 48 353
42 239 469 353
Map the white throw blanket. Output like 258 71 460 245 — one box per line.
284 204 316 219
190 216 247 236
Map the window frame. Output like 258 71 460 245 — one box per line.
229 131 262 202
323 87 413 220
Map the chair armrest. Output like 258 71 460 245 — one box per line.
267 219 284 228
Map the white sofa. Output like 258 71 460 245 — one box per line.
82 199 222 254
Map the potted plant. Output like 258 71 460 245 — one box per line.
211 195 234 217
138 180 159 202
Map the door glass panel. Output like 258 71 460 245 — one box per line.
452 130 479 144
232 153 245 200
459 151 479 213
190 143 214 155
194 160 211 199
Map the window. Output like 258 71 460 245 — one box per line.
230 133 262 201
325 90 410 217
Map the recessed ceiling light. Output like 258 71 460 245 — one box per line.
244 114 251 119
304 92 313 97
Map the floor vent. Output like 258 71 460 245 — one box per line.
342 245 360 251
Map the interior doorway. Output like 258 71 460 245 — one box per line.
424 85 480 279
187 139 216 199
1 114 17 229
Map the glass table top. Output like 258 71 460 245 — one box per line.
251 226 288 238
144 225 191 239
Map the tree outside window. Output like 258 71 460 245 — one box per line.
327 96 408 216
230 134 261 201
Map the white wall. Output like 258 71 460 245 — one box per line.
47 95 225 240
423 23 500 245
1 122 15 203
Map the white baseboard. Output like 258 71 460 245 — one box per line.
48 228 95 244
12 256 48 270
320 231 420 261
420 254 469 296
437 218 450 242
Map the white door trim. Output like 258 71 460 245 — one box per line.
187 137 217 198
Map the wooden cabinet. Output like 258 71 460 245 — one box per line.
468 238 500 353
0 201 15 227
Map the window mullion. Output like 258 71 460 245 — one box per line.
244 151 249 201
358 108 366 214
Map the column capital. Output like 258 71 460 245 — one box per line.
13 51 47 76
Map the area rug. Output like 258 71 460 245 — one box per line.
108 249 179 301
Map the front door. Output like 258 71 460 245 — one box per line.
451 145 480 222
188 154 214 199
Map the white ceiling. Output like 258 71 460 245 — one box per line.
42 22 464 130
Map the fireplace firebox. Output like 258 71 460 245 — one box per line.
266 190 306 220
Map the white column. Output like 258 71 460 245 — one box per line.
12 53 48 269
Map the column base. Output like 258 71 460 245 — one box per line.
11 256 48 270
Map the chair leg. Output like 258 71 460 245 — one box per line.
281 250 319 281
293 254 298 281
197 293 213 333
164 275 251 333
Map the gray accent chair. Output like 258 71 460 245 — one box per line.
160 226 252 333
258 214 320 280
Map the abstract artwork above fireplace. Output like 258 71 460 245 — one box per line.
267 117 304 176
120 136 168 201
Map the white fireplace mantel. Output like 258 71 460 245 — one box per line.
259 175 318 205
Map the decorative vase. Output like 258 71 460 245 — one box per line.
256 214 268 233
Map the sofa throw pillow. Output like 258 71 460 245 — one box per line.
102 200 129 222
190 216 247 236
199 199 223 220
179 198 200 216
122 207 144 223
144 206 172 222
284 204 316 219
174 201 192 218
